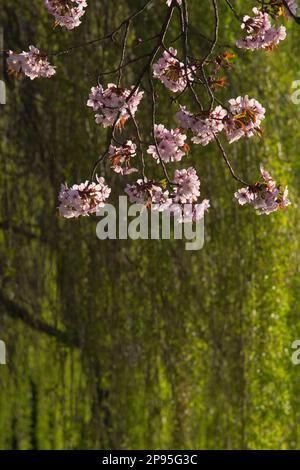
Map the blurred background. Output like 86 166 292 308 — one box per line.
0 0 300 450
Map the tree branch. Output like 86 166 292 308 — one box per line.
0 289 79 348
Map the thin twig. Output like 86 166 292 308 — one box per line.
50 0 154 56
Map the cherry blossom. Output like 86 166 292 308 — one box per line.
234 166 290 215
176 105 227 146
151 187 173 211
44 0 292 223
109 141 138 175
224 95 265 144
87 83 144 128
234 187 255 206
124 167 210 222
192 199 210 221
125 179 171 208
58 176 111 218
7 46 55 80
175 199 210 223
147 124 188 163
236 7 286 51
169 168 209 222
153 48 194 93
45 0 87 30
124 176 210 222
172 167 201 204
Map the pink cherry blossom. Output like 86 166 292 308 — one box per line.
147 124 188 163
7 46 56 80
175 199 210 223
58 176 111 218
45 0 87 30
224 95 265 144
87 83 144 128
263 26 287 48
151 187 173 211
172 167 200 204
169 168 209 222
124 169 210 222
109 141 138 175
176 105 227 146
153 48 194 93
125 179 171 209
194 199 210 220
234 188 253 206
234 166 290 215
236 7 286 51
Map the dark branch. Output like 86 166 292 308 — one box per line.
0 289 79 348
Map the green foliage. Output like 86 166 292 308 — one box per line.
0 0 300 450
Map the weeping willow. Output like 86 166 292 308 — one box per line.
0 0 300 450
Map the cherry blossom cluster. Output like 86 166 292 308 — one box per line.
176 95 265 146
176 199 210 223
125 168 210 223
87 83 144 128
147 124 188 163
172 167 200 204
153 48 195 93
109 141 138 175
166 166 210 223
7 46 55 80
225 95 265 143
5 0 292 220
58 176 111 218
176 105 227 146
45 0 88 30
125 168 201 207
236 7 286 51
235 166 290 215
125 179 171 207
